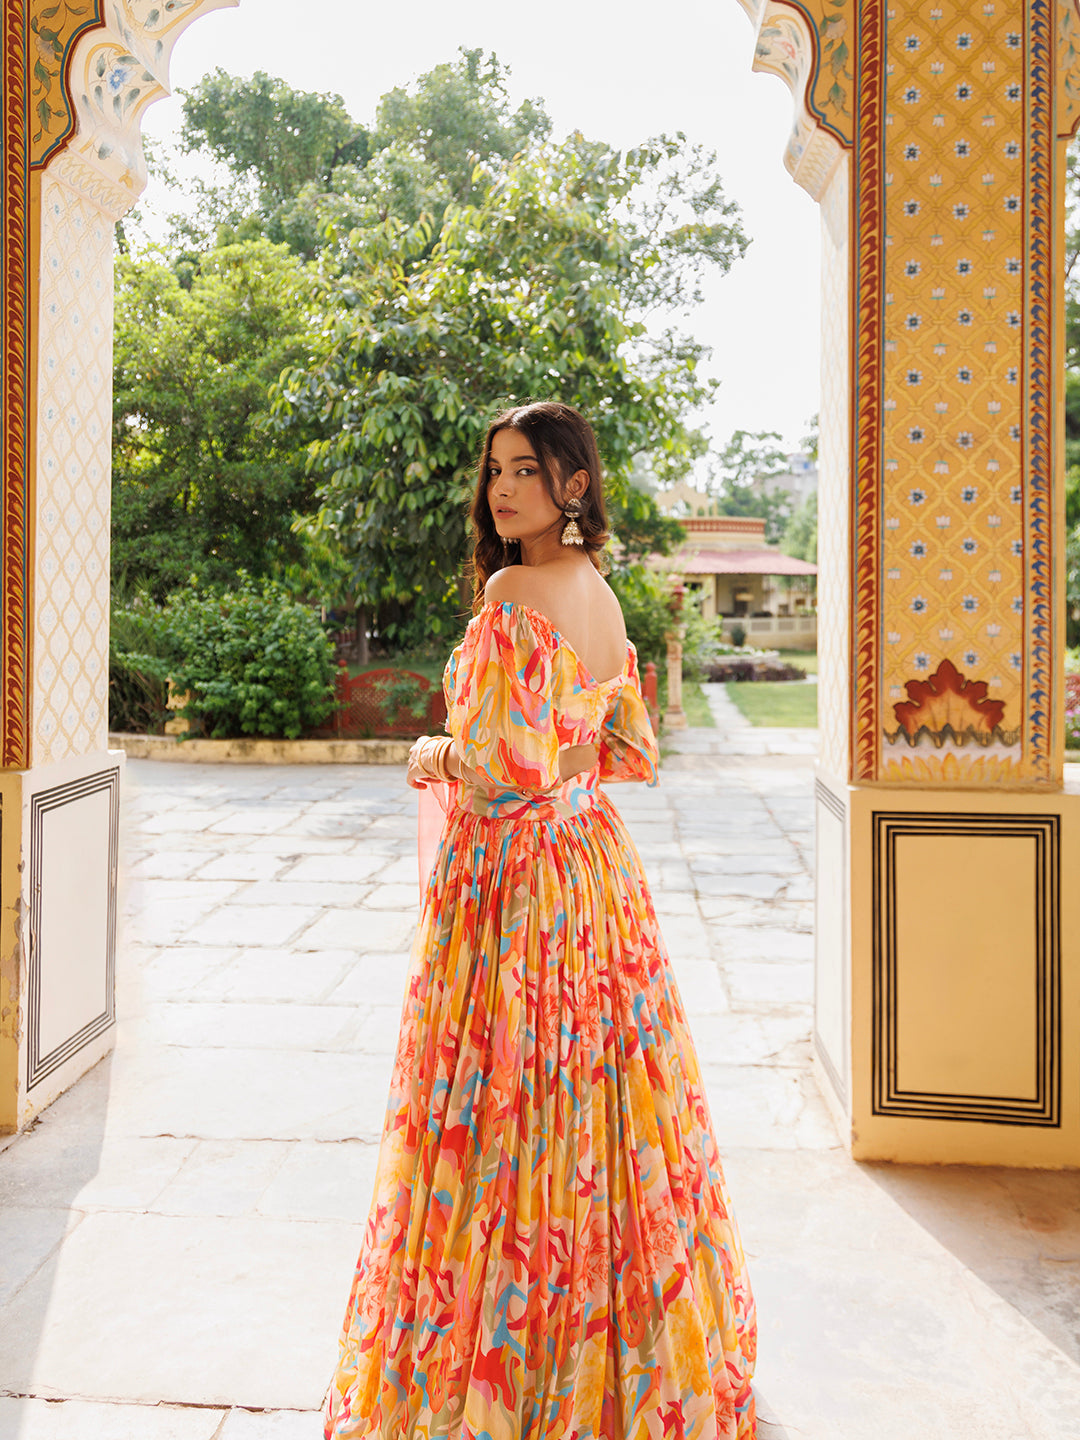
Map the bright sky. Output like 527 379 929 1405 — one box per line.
141 0 821 454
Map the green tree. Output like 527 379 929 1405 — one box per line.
782 492 818 564
174 51 551 257
706 429 792 542
1066 505 1080 647
177 69 368 247
112 239 321 598
275 132 747 646
1061 139 1080 641
372 50 549 208
608 487 685 566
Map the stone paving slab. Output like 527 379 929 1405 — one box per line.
0 732 1078 1438
0 1399 226 1440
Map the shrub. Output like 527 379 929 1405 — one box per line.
705 657 806 682
109 594 170 734
608 564 672 668
131 578 337 739
374 673 431 728
1066 674 1080 751
680 591 723 681
729 621 747 648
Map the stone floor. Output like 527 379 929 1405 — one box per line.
0 686 1078 1438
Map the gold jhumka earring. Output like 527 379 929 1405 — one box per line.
560 497 584 546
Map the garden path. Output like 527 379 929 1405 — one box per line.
0 704 1078 1438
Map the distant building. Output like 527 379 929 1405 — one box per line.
654 479 723 518
752 451 818 508
660 514 818 651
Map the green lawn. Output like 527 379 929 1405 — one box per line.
725 680 818 727
682 679 714 728
657 676 714 729
776 648 818 675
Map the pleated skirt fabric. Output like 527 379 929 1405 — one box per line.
324 791 757 1440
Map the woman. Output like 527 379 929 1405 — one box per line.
325 402 757 1439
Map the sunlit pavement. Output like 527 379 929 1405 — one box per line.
0 687 1078 1438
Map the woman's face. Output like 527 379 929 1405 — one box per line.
486 427 565 546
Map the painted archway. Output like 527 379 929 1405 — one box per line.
2 0 1079 1163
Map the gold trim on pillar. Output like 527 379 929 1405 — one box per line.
854 0 1060 786
3 0 110 769
28 0 107 168
2 1 31 769
851 0 883 782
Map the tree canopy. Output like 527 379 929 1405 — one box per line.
119 50 750 647
112 239 320 598
703 429 793 543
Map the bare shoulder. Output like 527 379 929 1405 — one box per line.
485 563 626 678
484 563 580 626
484 566 549 609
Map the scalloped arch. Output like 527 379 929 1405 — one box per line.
735 0 849 200
44 0 237 218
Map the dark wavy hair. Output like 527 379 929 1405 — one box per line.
469 401 610 609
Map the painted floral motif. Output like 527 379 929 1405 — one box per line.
80 43 157 157
29 0 101 156
325 603 757 1439
889 657 1015 746
818 0 853 120
755 0 852 134
1058 0 1080 137
112 0 200 65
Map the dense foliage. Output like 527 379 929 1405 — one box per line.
1063 145 1080 645
116 50 750 662
608 566 676 669
108 595 170 734
112 240 319 598
782 493 818 565
275 125 744 644
119 580 337 739
704 429 795 543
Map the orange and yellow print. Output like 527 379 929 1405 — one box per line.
880 0 1027 774
844 0 1061 784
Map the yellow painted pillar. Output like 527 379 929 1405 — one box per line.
0 0 235 1133
740 0 1080 1163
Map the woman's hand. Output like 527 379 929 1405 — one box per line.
407 738 433 790
408 736 468 789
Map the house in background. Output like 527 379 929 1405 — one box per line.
653 485 818 650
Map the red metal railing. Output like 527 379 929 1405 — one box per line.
313 665 447 739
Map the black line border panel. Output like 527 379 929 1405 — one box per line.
871 810 1061 1128
27 768 120 1091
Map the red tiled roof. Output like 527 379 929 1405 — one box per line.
676 548 818 576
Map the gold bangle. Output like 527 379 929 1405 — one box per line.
435 740 456 783
418 736 454 784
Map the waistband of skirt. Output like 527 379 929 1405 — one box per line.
451 774 602 822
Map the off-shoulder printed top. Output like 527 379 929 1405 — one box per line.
442 600 659 821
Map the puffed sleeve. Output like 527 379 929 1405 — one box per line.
598 648 659 785
446 602 561 791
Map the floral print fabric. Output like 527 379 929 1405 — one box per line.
325 602 757 1439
